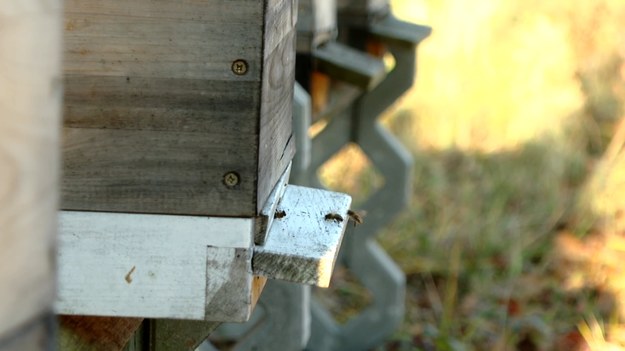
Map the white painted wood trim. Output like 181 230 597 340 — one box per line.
253 185 352 287
59 211 253 248
55 211 253 320
55 183 353 319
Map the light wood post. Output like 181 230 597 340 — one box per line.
0 1 63 350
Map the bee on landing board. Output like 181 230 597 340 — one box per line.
324 213 344 223
324 210 366 226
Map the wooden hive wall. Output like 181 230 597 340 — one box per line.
62 0 296 217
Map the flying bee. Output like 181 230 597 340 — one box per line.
347 209 366 226
274 210 287 219
324 213 344 223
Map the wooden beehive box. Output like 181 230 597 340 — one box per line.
62 0 297 218
57 0 354 323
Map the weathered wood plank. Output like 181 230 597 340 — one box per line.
64 0 264 80
59 316 143 351
62 128 257 216
62 0 265 216
62 0 297 217
65 1 263 22
253 185 352 287
254 163 291 245
64 77 259 132
0 1 62 348
204 247 254 322
264 0 298 58
55 211 254 320
148 320 221 351
257 29 297 214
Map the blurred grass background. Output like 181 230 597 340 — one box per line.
317 0 625 349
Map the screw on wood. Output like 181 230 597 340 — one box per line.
223 172 240 187
231 59 248 75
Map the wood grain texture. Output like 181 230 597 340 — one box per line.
254 163 291 245
149 320 221 351
204 247 254 322
62 0 296 216
62 0 264 216
257 29 297 214
64 0 264 80
56 211 254 320
59 316 142 351
62 127 257 216
252 185 352 287
264 0 298 58
0 1 62 346
64 77 260 132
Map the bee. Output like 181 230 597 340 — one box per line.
274 210 287 219
324 213 344 223
347 209 366 226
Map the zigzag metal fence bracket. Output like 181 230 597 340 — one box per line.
306 12 431 351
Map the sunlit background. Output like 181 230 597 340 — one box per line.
318 0 625 349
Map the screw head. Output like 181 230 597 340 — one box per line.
231 59 248 75
223 172 240 187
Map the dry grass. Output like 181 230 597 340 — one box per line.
317 0 625 350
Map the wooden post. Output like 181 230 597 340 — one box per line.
0 1 63 350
